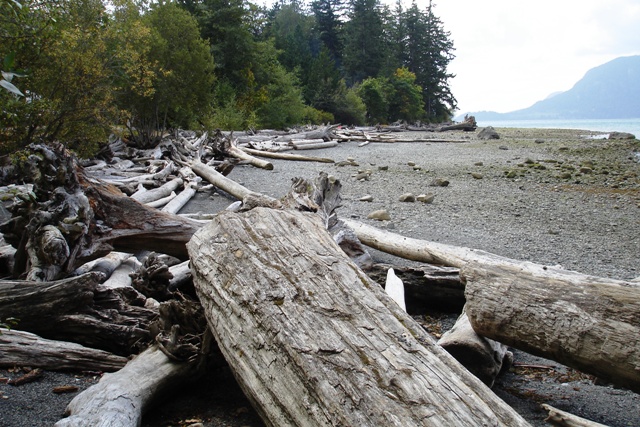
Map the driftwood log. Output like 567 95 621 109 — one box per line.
187 207 529 426
344 219 640 392
0 329 128 372
437 310 511 387
55 346 202 427
463 261 640 392
0 272 156 355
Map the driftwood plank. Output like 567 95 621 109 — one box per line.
187 207 529 426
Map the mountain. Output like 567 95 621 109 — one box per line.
460 55 640 121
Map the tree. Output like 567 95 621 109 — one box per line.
0 0 119 156
342 0 387 84
387 67 424 122
310 0 344 62
121 1 215 145
401 1 456 120
357 77 389 124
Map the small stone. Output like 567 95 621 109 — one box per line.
367 209 391 221
407 161 416 166
474 162 484 166
359 195 374 202
413 166 422 171
378 165 389 171
417 193 436 203
347 157 355 162
535 139 545 144
499 145 509 150
354 172 371 181
580 167 593 174
558 172 573 179
471 172 483 179
429 178 449 187
398 193 416 202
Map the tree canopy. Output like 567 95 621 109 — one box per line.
0 0 456 156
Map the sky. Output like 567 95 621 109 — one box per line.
416 0 640 114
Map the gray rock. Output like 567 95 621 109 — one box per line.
367 209 391 221
429 178 450 187
471 172 483 179
478 126 500 140
417 193 436 203
398 193 416 202
359 195 374 202
608 132 636 140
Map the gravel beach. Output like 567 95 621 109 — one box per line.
1 126 639 426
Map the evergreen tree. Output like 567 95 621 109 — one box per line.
402 1 456 120
342 0 386 84
310 0 344 61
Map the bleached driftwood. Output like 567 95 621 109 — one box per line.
344 219 640 392
241 147 335 163
144 191 176 208
437 310 511 387
0 329 127 372
130 177 183 204
225 145 274 170
463 261 640 392
542 404 609 427
187 208 529 427
55 346 199 427
161 184 197 214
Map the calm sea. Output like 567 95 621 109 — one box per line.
477 118 640 138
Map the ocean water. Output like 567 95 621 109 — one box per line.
476 118 640 137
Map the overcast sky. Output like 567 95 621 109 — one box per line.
420 0 640 114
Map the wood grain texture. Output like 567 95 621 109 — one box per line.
188 207 529 427
463 261 640 392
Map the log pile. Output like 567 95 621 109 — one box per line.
0 123 636 426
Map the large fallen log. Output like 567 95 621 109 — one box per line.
187 207 529 426
0 329 128 372
463 261 640 392
344 219 640 392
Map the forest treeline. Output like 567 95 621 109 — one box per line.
0 0 455 156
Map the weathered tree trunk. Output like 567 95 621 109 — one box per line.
437 310 511 387
241 147 335 163
55 346 201 427
292 141 338 150
463 261 640 392
0 329 127 372
187 208 529 427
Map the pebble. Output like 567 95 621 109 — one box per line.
429 178 449 187
359 195 374 202
398 193 416 202
367 209 391 221
417 193 436 204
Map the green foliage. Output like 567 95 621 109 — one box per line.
0 0 118 156
121 1 215 145
0 317 19 334
388 67 424 122
357 77 389 124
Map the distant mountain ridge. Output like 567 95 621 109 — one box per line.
459 55 640 121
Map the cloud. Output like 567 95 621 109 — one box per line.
422 0 640 113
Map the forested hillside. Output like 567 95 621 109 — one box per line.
0 0 456 156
